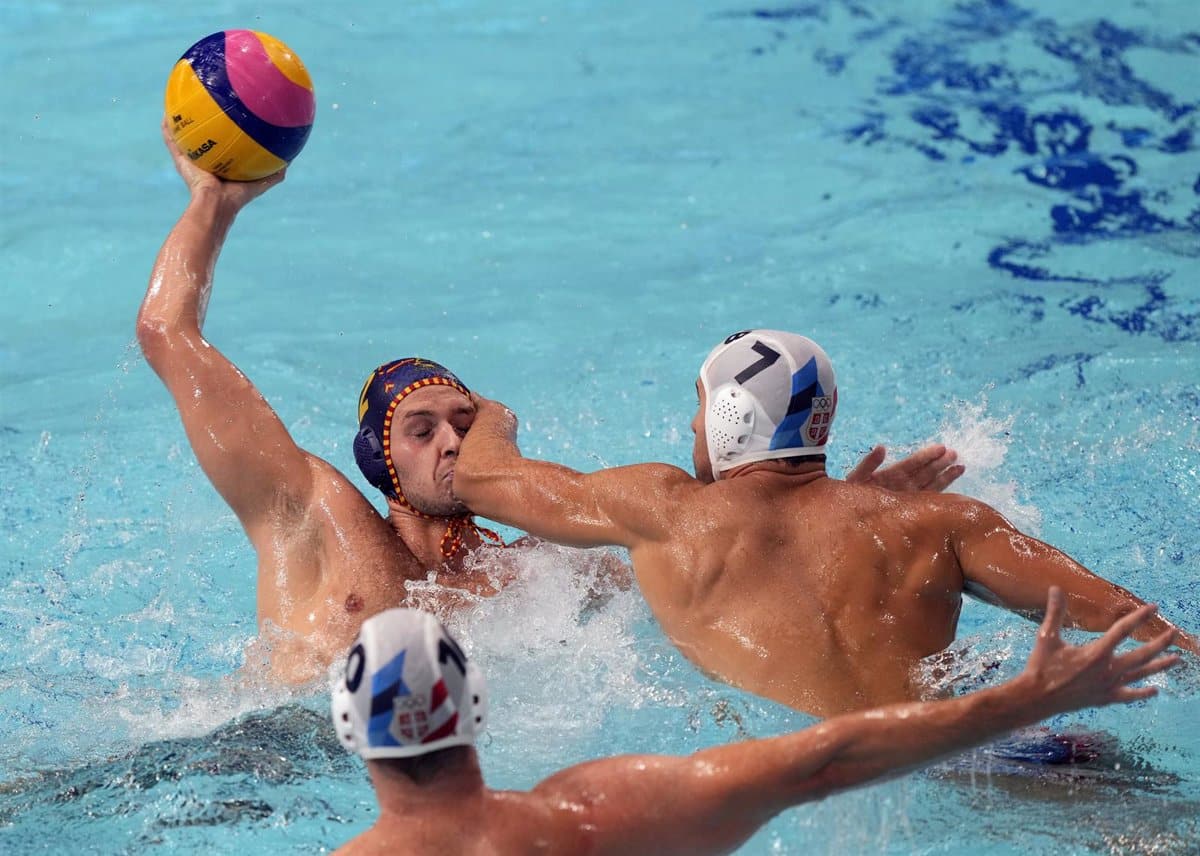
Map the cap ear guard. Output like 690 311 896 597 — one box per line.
331 609 488 760
353 426 398 500
706 382 757 476
332 642 367 755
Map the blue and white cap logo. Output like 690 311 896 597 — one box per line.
331 608 487 760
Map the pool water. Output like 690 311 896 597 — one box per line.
2 0 1198 853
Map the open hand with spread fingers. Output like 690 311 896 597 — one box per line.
1020 586 1181 717
846 443 965 493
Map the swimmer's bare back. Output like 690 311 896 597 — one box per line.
613 472 1189 716
456 395 1197 717
622 475 968 716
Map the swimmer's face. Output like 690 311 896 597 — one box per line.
388 385 476 515
691 379 715 483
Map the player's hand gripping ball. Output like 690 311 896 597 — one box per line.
165 30 315 181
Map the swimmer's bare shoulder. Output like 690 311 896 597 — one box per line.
827 476 984 523
303 455 398 536
257 455 420 587
253 457 427 654
331 791 590 856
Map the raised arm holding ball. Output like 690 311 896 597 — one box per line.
136 120 521 684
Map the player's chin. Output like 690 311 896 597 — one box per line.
416 492 471 517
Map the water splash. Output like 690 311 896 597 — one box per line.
407 541 653 773
936 394 1043 534
914 626 1021 698
108 643 317 750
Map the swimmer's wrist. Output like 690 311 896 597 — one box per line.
185 187 241 224
1000 672 1061 722
969 674 1048 731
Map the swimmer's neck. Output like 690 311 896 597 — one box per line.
368 748 486 816
385 502 479 570
721 460 828 486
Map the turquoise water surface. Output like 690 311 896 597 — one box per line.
2 1 1198 853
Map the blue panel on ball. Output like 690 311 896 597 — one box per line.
182 31 313 162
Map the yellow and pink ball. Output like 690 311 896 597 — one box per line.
164 30 315 181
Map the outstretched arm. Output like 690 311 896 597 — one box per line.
454 394 696 550
136 120 312 544
846 444 965 492
952 498 1199 654
536 590 1179 856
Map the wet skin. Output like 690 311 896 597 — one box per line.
138 125 505 684
454 385 1198 717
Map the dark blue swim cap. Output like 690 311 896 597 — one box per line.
354 358 470 501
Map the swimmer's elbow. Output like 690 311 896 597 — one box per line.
135 311 205 380
136 312 187 367
791 723 859 800
749 721 855 805
135 313 171 363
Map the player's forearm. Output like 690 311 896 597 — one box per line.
138 189 239 346
772 676 1046 801
1156 621 1199 656
1095 601 1197 653
457 407 614 546
1038 558 1198 653
1056 577 1195 651
457 451 594 543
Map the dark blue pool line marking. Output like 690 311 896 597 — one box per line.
1015 352 1096 388
720 0 1200 341
980 245 1189 339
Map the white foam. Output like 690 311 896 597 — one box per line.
936 394 1042 534
912 627 1020 697
408 542 653 765
109 661 305 747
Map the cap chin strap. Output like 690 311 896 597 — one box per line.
393 489 504 559
438 514 505 559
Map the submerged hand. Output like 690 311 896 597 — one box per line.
1021 587 1180 716
846 444 964 493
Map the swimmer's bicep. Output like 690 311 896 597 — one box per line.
950 500 1039 609
533 754 778 854
158 345 314 530
583 464 697 547
952 500 1099 620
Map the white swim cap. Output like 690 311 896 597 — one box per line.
331 608 487 760
699 330 837 478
